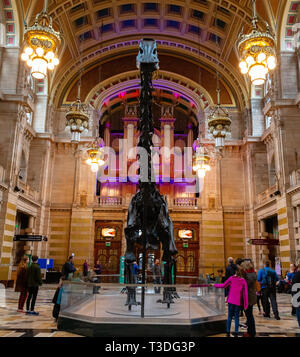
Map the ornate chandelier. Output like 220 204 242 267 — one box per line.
208 89 231 149
65 52 89 143
21 0 60 79
237 0 276 85
65 97 89 143
192 145 211 178
85 140 105 173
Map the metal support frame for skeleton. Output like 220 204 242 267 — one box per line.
124 39 178 314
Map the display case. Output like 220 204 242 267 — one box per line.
58 281 226 337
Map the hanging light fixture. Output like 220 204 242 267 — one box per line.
85 140 105 173
192 145 211 179
65 84 89 143
21 0 60 79
208 89 231 149
65 29 89 143
208 7 231 150
237 0 276 85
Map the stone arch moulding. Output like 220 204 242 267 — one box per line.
49 39 248 110
75 70 219 124
279 0 300 51
1 0 20 47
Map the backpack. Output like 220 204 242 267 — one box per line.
264 269 276 289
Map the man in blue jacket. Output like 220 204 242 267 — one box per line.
257 261 280 320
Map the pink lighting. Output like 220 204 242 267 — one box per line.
173 92 179 99
118 91 126 99
190 101 195 107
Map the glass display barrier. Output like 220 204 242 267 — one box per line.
58 280 226 337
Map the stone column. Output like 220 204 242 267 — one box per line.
104 121 111 147
122 105 138 161
160 106 176 181
187 121 194 148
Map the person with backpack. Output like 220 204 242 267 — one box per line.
62 256 76 280
257 261 280 320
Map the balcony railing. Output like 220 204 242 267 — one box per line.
97 196 122 206
257 184 278 205
17 180 39 202
173 197 199 208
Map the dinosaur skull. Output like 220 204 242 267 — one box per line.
136 38 159 69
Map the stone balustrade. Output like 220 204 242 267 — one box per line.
97 196 122 206
17 180 39 202
257 184 278 205
173 197 199 208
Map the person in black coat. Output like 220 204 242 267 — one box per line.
62 256 76 280
292 265 300 327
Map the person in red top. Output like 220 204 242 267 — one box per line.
214 265 248 337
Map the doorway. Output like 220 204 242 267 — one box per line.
12 211 30 265
264 215 279 268
94 221 122 282
173 222 199 283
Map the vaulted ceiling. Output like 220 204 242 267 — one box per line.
19 0 290 110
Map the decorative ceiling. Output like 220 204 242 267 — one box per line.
18 0 292 111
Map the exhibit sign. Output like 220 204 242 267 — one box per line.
178 229 193 239
247 239 279 246
14 235 47 242
101 228 116 238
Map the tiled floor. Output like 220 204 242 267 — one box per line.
0 285 299 337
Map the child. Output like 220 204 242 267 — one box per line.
256 280 263 315
214 265 248 337
52 278 64 321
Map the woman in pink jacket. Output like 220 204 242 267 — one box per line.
214 265 248 337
